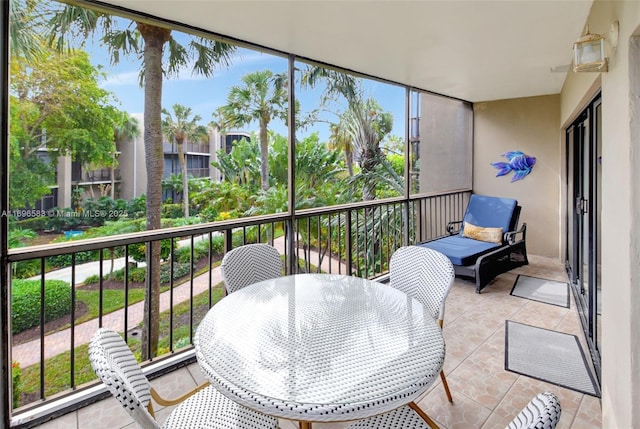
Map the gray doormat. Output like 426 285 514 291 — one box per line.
505 321 600 397
510 275 570 308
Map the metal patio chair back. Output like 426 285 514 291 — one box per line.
221 243 283 294
390 245 455 403
390 246 455 325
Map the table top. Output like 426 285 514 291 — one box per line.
194 273 445 422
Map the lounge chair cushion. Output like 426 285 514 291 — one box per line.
419 235 500 266
461 194 517 233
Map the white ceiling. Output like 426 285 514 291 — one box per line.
97 0 594 102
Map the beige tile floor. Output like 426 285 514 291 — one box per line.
36 255 601 429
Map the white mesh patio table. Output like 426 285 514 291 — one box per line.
194 273 445 428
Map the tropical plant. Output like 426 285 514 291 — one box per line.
162 173 184 202
9 47 120 209
9 0 44 62
301 66 397 200
48 4 236 358
329 122 355 176
8 228 36 249
191 181 254 221
211 136 261 187
216 70 288 191
343 98 395 200
162 104 208 217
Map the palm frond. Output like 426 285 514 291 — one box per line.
188 37 236 77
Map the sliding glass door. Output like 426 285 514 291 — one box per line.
565 93 601 380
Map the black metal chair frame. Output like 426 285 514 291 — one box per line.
421 205 528 293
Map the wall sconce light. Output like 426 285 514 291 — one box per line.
573 21 619 73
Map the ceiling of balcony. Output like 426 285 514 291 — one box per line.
97 0 594 102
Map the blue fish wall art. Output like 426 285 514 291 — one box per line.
491 151 536 182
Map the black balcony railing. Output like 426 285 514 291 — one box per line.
6 190 470 426
187 168 210 178
72 168 121 183
162 142 210 154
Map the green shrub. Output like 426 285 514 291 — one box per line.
45 208 84 232
83 274 101 284
129 238 174 264
173 246 192 264
130 267 147 283
46 250 100 269
174 336 192 349
162 204 183 219
12 216 48 232
159 262 193 283
12 260 40 279
210 235 224 254
127 195 146 218
11 279 72 334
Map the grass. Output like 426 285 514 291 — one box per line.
75 288 147 322
19 343 95 403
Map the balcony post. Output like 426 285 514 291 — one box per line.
0 0 11 425
286 54 296 275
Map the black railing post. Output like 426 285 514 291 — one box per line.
345 211 352 275
224 229 233 253
0 0 10 424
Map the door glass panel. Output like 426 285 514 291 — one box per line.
565 93 602 381
566 127 575 282
582 118 590 300
595 101 602 354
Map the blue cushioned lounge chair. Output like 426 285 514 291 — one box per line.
419 194 528 293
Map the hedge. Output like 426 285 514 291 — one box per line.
12 279 72 334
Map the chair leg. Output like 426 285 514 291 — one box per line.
437 318 453 402
299 421 312 429
439 370 453 402
408 401 440 429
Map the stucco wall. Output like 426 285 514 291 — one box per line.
560 1 640 427
472 95 561 258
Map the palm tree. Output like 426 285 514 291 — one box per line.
162 104 208 217
217 70 288 191
302 66 393 200
344 98 394 200
113 112 140 199
9 0 44 62
47 5 235 359
329 122 355 176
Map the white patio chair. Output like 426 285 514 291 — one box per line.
390 245 455 402
220 243 282 294
505 391 562 429
346 391 561 429
88 328 278 429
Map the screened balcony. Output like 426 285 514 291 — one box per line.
4 0 639 428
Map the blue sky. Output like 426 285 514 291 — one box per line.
87 28 407 143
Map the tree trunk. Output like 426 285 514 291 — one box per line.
259 117 269 191
137 22 170 360
109 152 115 200
346 147 354 177
176 140 189 217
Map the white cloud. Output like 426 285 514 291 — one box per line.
101 70 140 87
